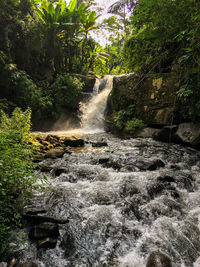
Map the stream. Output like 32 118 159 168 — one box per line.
8 76 200 267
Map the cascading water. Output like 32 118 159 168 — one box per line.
5 76 200 267
79 76 113 133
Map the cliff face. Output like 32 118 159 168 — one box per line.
106 73 180 125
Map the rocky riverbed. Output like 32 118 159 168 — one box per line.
2 133 200 267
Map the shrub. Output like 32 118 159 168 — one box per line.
125 118 145 132
49 74 83 118
113 104 137 130
0 108 37 254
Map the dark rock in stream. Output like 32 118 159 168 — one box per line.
22 214 69 225
136 159 165 171
53 167 68 176
92 141 108 147
147 182 180 199
63 137 85 147
37 237 57 249
146 251 172 267
153 126 179 143
98 157 110 164
29 223 59 241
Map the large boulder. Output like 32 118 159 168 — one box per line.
175 123 200 148
63 137 85 147
153 123 200 149
106 73 180 125
29 223 59 241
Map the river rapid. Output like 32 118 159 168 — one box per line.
8 76 200 267
10 132 200 267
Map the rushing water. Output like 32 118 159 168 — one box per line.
8 76 200 267
79 76 113 133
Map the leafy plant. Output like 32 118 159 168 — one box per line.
49 74 83 117
125 118 144 132
113 104 139 130
0 108 38 254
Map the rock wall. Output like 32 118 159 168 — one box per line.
107 73 180 125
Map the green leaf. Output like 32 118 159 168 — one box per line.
68 0 77 13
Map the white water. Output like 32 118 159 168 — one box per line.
79 76 113 133
7 75 200 267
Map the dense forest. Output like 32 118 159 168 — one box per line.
0 0 200 260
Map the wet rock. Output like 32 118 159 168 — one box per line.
157 175 175 183
92 141 108 147
135 127 160 138
25 208 47 215
98 157 110 164
45 135 60 145
53 167 68 176
39 165 53 172
21 262 38 267
44 147 65 159
153 125 179 143
147 182 179 199
63 137 85 147
61 229 75 257
23 214 69 225
146 251 172 267
175 173 195 191
37 237 57 249
175 123 200 149
136 159 165 171
120 182 140 197
106 159 121 170
29 223 59 241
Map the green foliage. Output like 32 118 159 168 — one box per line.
49 74 83 118
124 0 200 121
0 108 37 253
113 104 139 130
125 118 144 132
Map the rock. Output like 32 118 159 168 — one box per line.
175 123 200 149
146 251 172 267
21 262 38 267
136 159 165 171
37 237 57 249
105 73 179 126
120 182 140 197
22 214 69 225
29 223 59 241
44 147 65 159
153 125 179 143
147 182 179 199
39 165 53 172
157 175 175 183
0 263 7 267
25 208 47 215
54 167 68 176
135 127 160 138
60 229 75 257
92 141 108 147
63 137 85 147
98 157 110 164
45 135 60 144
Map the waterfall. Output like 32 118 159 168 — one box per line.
79 76 113 133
